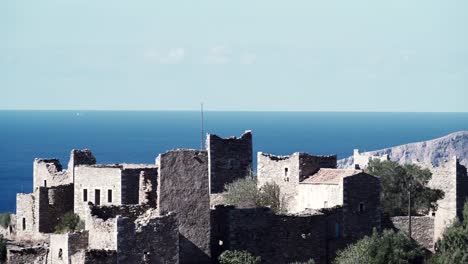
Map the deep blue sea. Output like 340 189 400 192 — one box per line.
1 111 467 213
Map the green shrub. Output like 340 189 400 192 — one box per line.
429 201 468 263
224 177 286 213
54 212 85 234
0 213 11 229
334 229 424 264
0 236 6 262
219 250 261 264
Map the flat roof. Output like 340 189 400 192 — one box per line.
301 168 362 184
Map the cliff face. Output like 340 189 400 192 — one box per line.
338 131 468 168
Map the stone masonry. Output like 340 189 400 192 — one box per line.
157 149 211 264
207 130 253 194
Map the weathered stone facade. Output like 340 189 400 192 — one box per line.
207 131 253 194
157 149 211 264
352 149 389 169
390 216 435 251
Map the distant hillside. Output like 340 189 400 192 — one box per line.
338 131 468 168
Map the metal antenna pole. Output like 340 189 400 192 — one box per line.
200 103 204 150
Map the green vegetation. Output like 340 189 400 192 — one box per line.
54 212 85 234
0 212 11 229
0 235 6 263
366 160 444 216
429 202 468 264
218 250 261 264
224 177 286 213
334 229 424 264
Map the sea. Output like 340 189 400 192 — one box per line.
1 111 468 213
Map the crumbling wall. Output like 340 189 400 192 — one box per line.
139 171 158 207
15 193 35 239
7 245 48 264
207 131 252 194
157 149 211 264
211 206 329 264
342 173 381 240
456 161 468 221
38 184 74 233
391 216 435 251
74 165 122 220
117 211 178 264
257 152 300 212
352 149 389 169
68 149 97 181
33 158 71 189
298 153 337 181
83 250 117 264
121 166 157 205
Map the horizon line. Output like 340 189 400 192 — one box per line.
0 109 468 114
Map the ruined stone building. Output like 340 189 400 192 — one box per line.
4 129 463 263
350 151 468 252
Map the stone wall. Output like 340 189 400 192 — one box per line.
83 250 117 264
257 153 300 212
116 211 178 264
67 149 97 182
37 184 74 233
33 158 71 189
121 166 158 205
207 131 252 194
211 206 330 264
15 193 35 239
298 153 337 181
49 231 89 264
7 245 48 264
390 216 435 251
157 149 211 264
342 173 381 240
74 165 122 220
352 149 389 169
139 171 157 207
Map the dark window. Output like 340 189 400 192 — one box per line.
284 167 289 176
83 189 88 202
335 223 341 238
108 189 112 203
359 202 365 212
44 180 47 187
58 248 63 259
95 189 101 205
22 217 26 230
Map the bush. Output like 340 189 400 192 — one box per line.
334 229 424 264
0 236 6 262
0 213 11 229
219 250 261 264
429 202 468 263
54 212 85 234
224 177 286 213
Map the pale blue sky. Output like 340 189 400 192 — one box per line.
1 0 467 111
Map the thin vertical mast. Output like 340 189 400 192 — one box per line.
200 102 204 150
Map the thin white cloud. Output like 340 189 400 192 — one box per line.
240 52 257 65
144 48 186 64
205 46 231 65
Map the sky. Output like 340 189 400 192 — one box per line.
1 0 467 112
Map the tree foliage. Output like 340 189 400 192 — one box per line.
219 250 261 264
224 177 286 213
334 229 424 264
429 202 468 264
0 212 11 229
54 212 85 234
366 160 444 216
